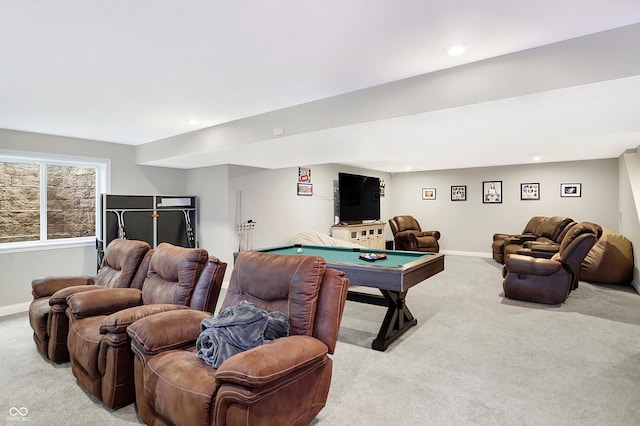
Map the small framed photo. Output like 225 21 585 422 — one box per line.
521 183 540 200
451 185 467 201
483 181 502 204
560 183 581 197
422 188 436 200
297 183 313 196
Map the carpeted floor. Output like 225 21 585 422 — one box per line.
2 255 640 425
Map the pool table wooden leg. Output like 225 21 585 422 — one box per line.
346 289 417 351
371 289 417 351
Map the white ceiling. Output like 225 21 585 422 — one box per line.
1 1 640 173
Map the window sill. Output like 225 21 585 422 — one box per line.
0 238 95 255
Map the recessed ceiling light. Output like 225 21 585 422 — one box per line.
447 45 466 56
188 119 199 125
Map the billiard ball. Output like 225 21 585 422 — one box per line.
296 248 303 253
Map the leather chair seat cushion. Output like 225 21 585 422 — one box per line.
145 350 219 426
29 298 50 340
580 229 634 285
68 316 107 378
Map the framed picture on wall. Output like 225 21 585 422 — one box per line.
560 183 581 197
520 183 540 200
483 181 502 204
451 185 467 201
422 188 436 200
297 183 313 196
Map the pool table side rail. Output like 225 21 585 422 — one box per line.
254 244 444 292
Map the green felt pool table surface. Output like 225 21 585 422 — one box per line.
256 244 444 293
258 245 429 267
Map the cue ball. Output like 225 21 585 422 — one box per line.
297 248 303 253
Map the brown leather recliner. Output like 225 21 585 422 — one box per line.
28 238 151 362
492 216 547 263
126 250 350 426
502 222 602 305
390 215 440 252
65 242 227 408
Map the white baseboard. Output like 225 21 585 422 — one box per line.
0 301 30 317
440 250 492 258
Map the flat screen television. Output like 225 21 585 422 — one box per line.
338 172 381 223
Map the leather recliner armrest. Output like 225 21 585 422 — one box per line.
31 276 95 298
507 234 538 245
493 233 511 241
516 248 555 259
215 336 328 388
49 285 104 306
504 254 563 276
420 230 441 240
100 304 191 335
127 309 211 355
523 242 559 252
66 288 142 319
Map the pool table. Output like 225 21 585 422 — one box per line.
253 244 445 351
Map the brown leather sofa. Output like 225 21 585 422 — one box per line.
492 216 547 263
502 222 602 304
390 215 440 253
126 250 350 426
28 238 151 362
493 216 575 263
65 243 227 408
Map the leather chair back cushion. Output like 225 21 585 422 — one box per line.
392 216 421 233
557 222 601 272
538 216 573 241
559 222 601 254
555 222 577 244
523 216 547 234
142 243 208 305
188 257 227 312
95 239 151 289
222 251 326 337
129 249 154 291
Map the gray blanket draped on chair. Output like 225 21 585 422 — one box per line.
196 300 289 368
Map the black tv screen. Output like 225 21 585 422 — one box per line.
338 173 381 223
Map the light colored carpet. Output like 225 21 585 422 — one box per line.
2 255 640 425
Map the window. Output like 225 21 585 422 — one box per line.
0 151 109 247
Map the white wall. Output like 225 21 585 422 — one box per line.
185 165 233 270
389 159 619 254
0 129 189 313
619 152 640 293
227 164 393 251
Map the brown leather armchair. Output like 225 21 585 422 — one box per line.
28 238 151 362
126 250 350 426
65 243 227 408
390 215 440 253
502 222 602 305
